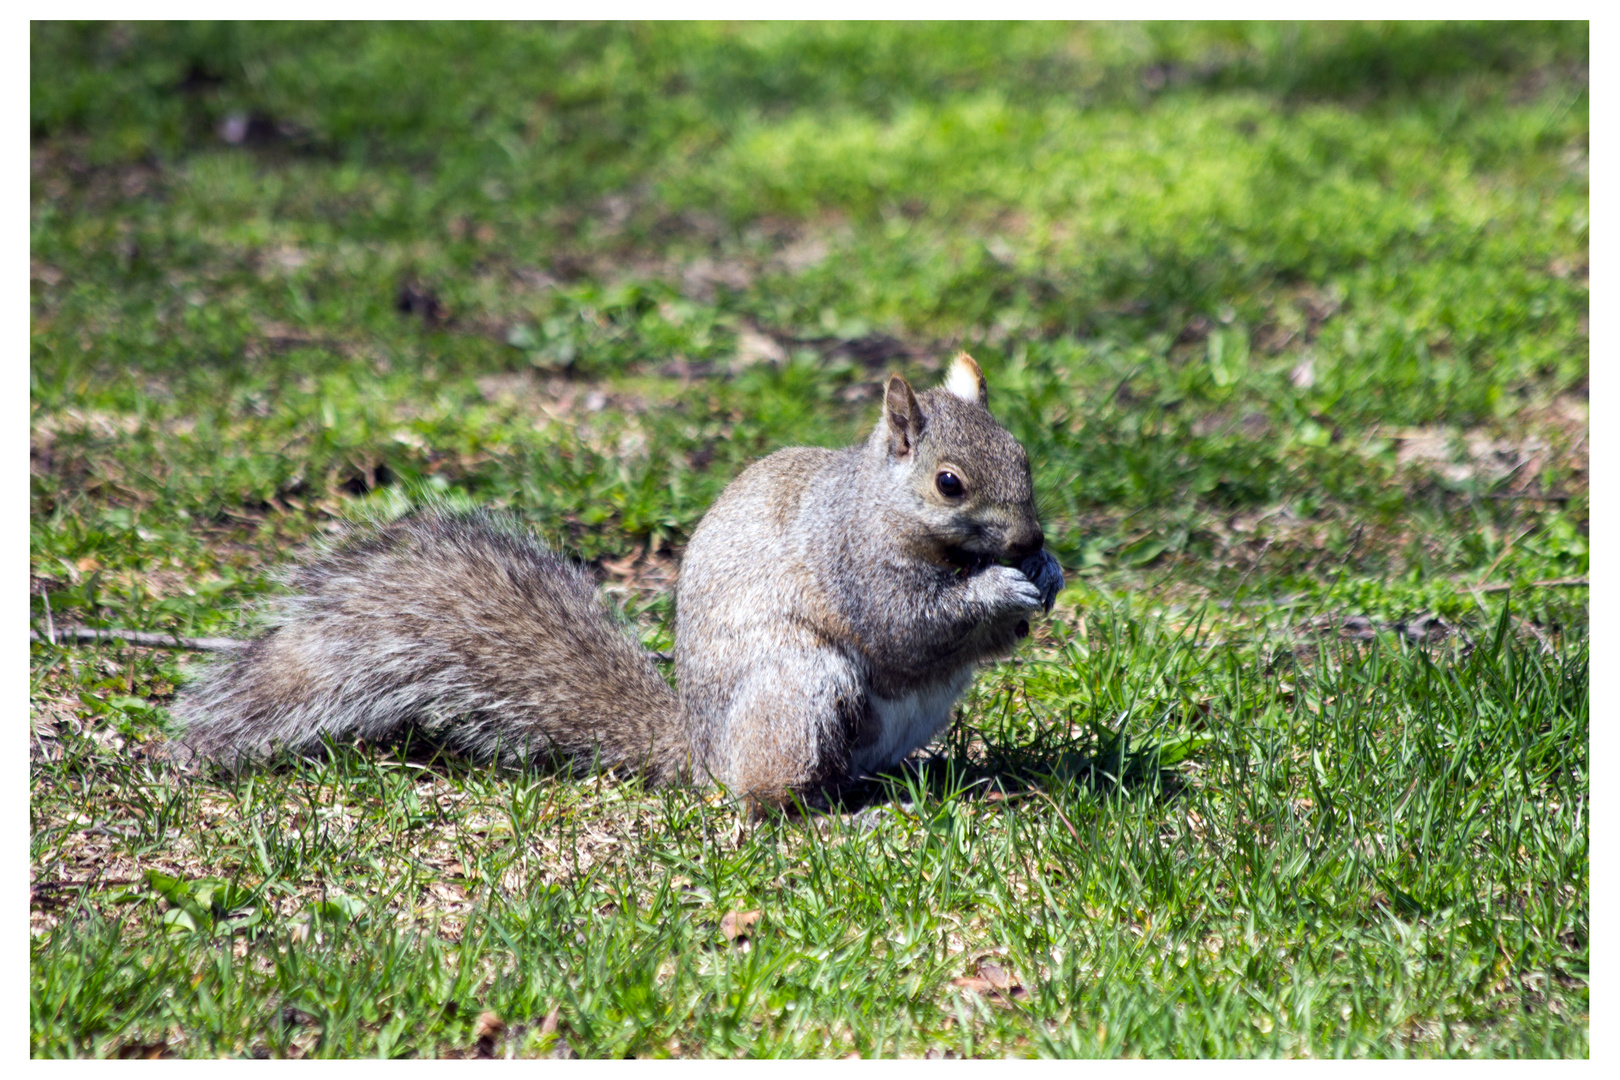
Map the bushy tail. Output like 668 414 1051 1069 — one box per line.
173 509 690 783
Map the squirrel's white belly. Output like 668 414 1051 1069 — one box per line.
851 668 976 776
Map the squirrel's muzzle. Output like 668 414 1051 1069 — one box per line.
1003 526 1045 561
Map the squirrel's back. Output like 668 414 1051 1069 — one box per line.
174 510 688 781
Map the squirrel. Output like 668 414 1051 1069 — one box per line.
174 353 1065 809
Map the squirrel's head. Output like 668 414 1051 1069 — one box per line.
874 353 1045 569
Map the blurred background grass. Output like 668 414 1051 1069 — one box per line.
31 20 1588 632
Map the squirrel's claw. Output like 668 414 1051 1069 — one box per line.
1019 550 1066 613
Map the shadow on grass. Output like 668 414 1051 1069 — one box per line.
825 722 1197 821
170 715 1193 830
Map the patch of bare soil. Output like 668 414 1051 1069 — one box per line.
1383 393 1588 496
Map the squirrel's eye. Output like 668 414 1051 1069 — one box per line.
935 471 965 498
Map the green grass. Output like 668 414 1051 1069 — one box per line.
31 21 1587 1058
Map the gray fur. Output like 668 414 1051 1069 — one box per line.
175 355 1065 807
174 510 688 782
675 364 1061 805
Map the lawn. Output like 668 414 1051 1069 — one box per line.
29 21 1588 1058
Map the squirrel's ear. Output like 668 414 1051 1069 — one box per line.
943 352 989 407
884 374 925 459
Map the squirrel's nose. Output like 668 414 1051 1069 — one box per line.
1005 526 1044 561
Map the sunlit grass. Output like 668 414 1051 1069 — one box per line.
31 21 1586 1057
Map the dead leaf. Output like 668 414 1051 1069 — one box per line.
719 909 762 943
474 1010 505 1058
114 1040 169 1059
950 959 1030 1005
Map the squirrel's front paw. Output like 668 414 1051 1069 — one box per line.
980 564 1045 616
1018 550 1065 613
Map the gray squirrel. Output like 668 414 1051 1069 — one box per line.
174 353 1065 809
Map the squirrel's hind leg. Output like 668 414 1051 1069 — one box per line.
716 651 873 813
